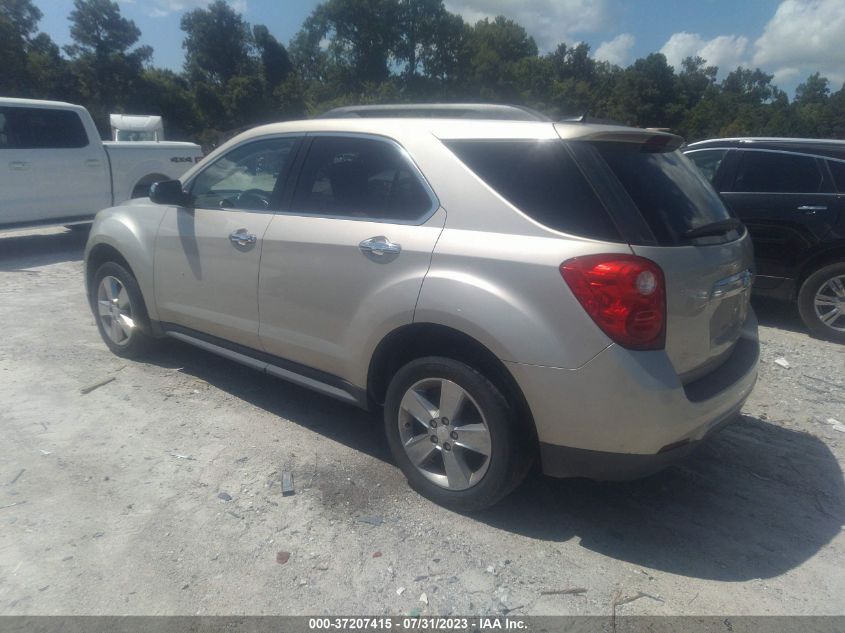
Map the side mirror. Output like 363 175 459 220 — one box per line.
150 179 192 206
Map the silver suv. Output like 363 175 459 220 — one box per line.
85 117 759 510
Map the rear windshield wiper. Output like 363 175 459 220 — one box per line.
682 218 743 240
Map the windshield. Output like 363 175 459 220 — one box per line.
587 142 734 245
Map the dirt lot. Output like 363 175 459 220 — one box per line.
0 226 843 616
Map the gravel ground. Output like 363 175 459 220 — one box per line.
0 226 843 616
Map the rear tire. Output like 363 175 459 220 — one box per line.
91 262 155 358
798 262 845 343
384 356 529 511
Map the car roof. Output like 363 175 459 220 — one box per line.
317 103 551 121
686 137 845 160
0 97 82 110
232 117 679 144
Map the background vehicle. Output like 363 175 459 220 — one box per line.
685 138 845 342
0 98 203 230
110 114 165 142
85 116 758 510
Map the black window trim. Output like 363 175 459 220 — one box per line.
0 105 90 150
721 148 835 195
183 133 305 213
282 132 441 226
823 157 845 194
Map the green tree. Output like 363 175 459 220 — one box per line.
181 0 254 86
0 0 44 94
299 0 400 89
461 16 538 99
65 0 151 122
253 24 293 89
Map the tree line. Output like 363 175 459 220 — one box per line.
2 0 844 149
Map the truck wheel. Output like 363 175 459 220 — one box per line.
798 261 845 343
384 356 529 511
91 262 155 357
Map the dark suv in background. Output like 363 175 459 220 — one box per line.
685 138 845 342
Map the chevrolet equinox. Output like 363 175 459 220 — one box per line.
85 117 759 510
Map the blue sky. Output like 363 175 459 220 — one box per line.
33 0 845 95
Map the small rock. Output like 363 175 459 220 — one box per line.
217 492 232 502
373 551 383 558
299 579 308 586
397 586 405 596
276 551 291 565
774 357 790 369
315 562 329 571
486 565 495 574
93 532 104 539
419 592 428 605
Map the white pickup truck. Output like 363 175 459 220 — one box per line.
0 97 203 230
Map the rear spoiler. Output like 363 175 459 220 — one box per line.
555 123 684 152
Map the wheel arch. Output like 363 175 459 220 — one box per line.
798 242 845 290
86 243 155 334
367 322 537 444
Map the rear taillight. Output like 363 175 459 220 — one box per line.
560 254 666 350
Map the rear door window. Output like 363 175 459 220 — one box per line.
0 106 89 149
732 151 825 193
589 142 733 245
290 136 434 222
444 140 620 241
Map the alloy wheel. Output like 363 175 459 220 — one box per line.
96 275 136 346
397 378 492 491
813 274 845 333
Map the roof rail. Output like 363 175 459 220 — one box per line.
316 103 551 122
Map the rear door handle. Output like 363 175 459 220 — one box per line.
229 229 257 247
9 161 29 171
359 236 401 256
797 205 827 213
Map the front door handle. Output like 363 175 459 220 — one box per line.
229 229 257 247
9 161 29 171
85 159 102 168
359 236 401 257
797 205 827 213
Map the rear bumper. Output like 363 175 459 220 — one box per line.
506 310 759 479
538 408 739 480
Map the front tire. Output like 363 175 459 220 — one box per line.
91 262 154 357
384 357 529 511
798 262 845 343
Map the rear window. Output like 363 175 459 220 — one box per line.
0 106 89 149
590 142 732 245
444 140 620 241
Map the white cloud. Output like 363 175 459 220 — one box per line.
660 31 749 75
753 0 845 87
594 32 634 66
135 0 247 18
444 0 613 51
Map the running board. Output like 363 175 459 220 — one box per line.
164 330 366 408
